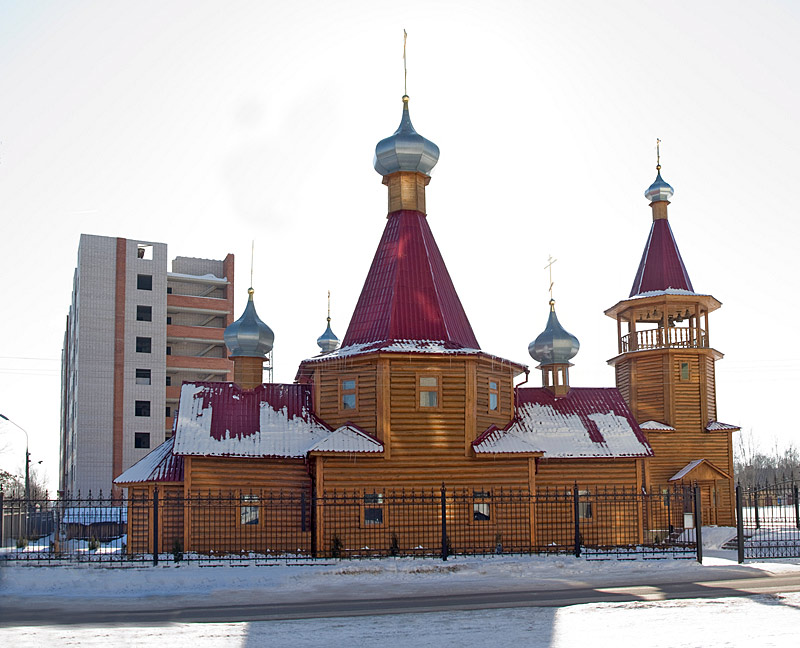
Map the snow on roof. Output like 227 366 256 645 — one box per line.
62 507 127 524
171 382 383 458
639 420 676 431
308 424 383 453
473 388 652 459
669 459 705 481
706 421 740 432
301 340 526 374
114 437 183 484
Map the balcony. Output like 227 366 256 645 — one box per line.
621 327 707 353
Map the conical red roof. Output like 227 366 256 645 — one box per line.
342 209 479 349
629 218 694 297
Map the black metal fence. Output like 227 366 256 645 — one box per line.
0 484 700 564
736 480 800 562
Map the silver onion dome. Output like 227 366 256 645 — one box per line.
316 318 340 354
528 300 580 365
373 95 440 177
644 171 674 203
224 288 274 359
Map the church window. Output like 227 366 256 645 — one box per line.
418 375 440 408
340 378 357 411
489 381 499 411
473 490 491 521
241 494 259 526
680 362 690 381
363 492 384 525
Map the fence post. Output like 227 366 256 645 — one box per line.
666 488 672 534
0 491 4 548
310 490 317 558
754 489 760 529
153 486 159 566
736 483 744 564
573 485 581 558
441 483 448 562
693 486 703 563
794 484 800 530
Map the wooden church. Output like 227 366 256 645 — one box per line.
116 94 737 555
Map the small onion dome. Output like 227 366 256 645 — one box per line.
316 318 340 354
644 171 674 203
224 288 274 359
528 300 580 365
373 95 440 177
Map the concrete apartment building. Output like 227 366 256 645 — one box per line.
60 234 234 495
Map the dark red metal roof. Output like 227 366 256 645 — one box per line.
342 209 480 349
190 382 317 442
629 218 694 297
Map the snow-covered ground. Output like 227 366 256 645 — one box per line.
2 527 800 647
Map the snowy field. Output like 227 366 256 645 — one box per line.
2 527 800 647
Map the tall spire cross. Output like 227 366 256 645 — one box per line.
544 255 557 302
403 29 408 96
250 240 255 288
327 290 331 324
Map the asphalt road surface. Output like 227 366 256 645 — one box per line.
3 569 800 627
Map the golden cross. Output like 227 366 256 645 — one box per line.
403 29 408 96
656 138 661 171
544 255 557 301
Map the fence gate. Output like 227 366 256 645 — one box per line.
736 481 800 562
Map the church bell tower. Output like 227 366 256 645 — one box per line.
604 149 736 524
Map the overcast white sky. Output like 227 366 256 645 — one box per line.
1 1 798 491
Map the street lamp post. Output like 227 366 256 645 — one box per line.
0 413 30 500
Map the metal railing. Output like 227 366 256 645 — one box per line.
0 485 700 564
736 480 800 562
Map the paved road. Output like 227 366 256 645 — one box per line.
3 570 800 626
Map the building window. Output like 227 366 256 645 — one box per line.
135 369 151 385
340 378 357 411
135 400 151 417
134 432 150 449
363 492 384 525
680 362 690 381
165 376 172 386
166 346 172 356
578 490 593 520
473 490 491 521
166 286 172 294
136 244 153 260
136 337 151 353
418 375 439 408
137 274 153 291
165 406 171 418
241 494 259 525
489 380 499 411
166 316 172 325
136 305 152 322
